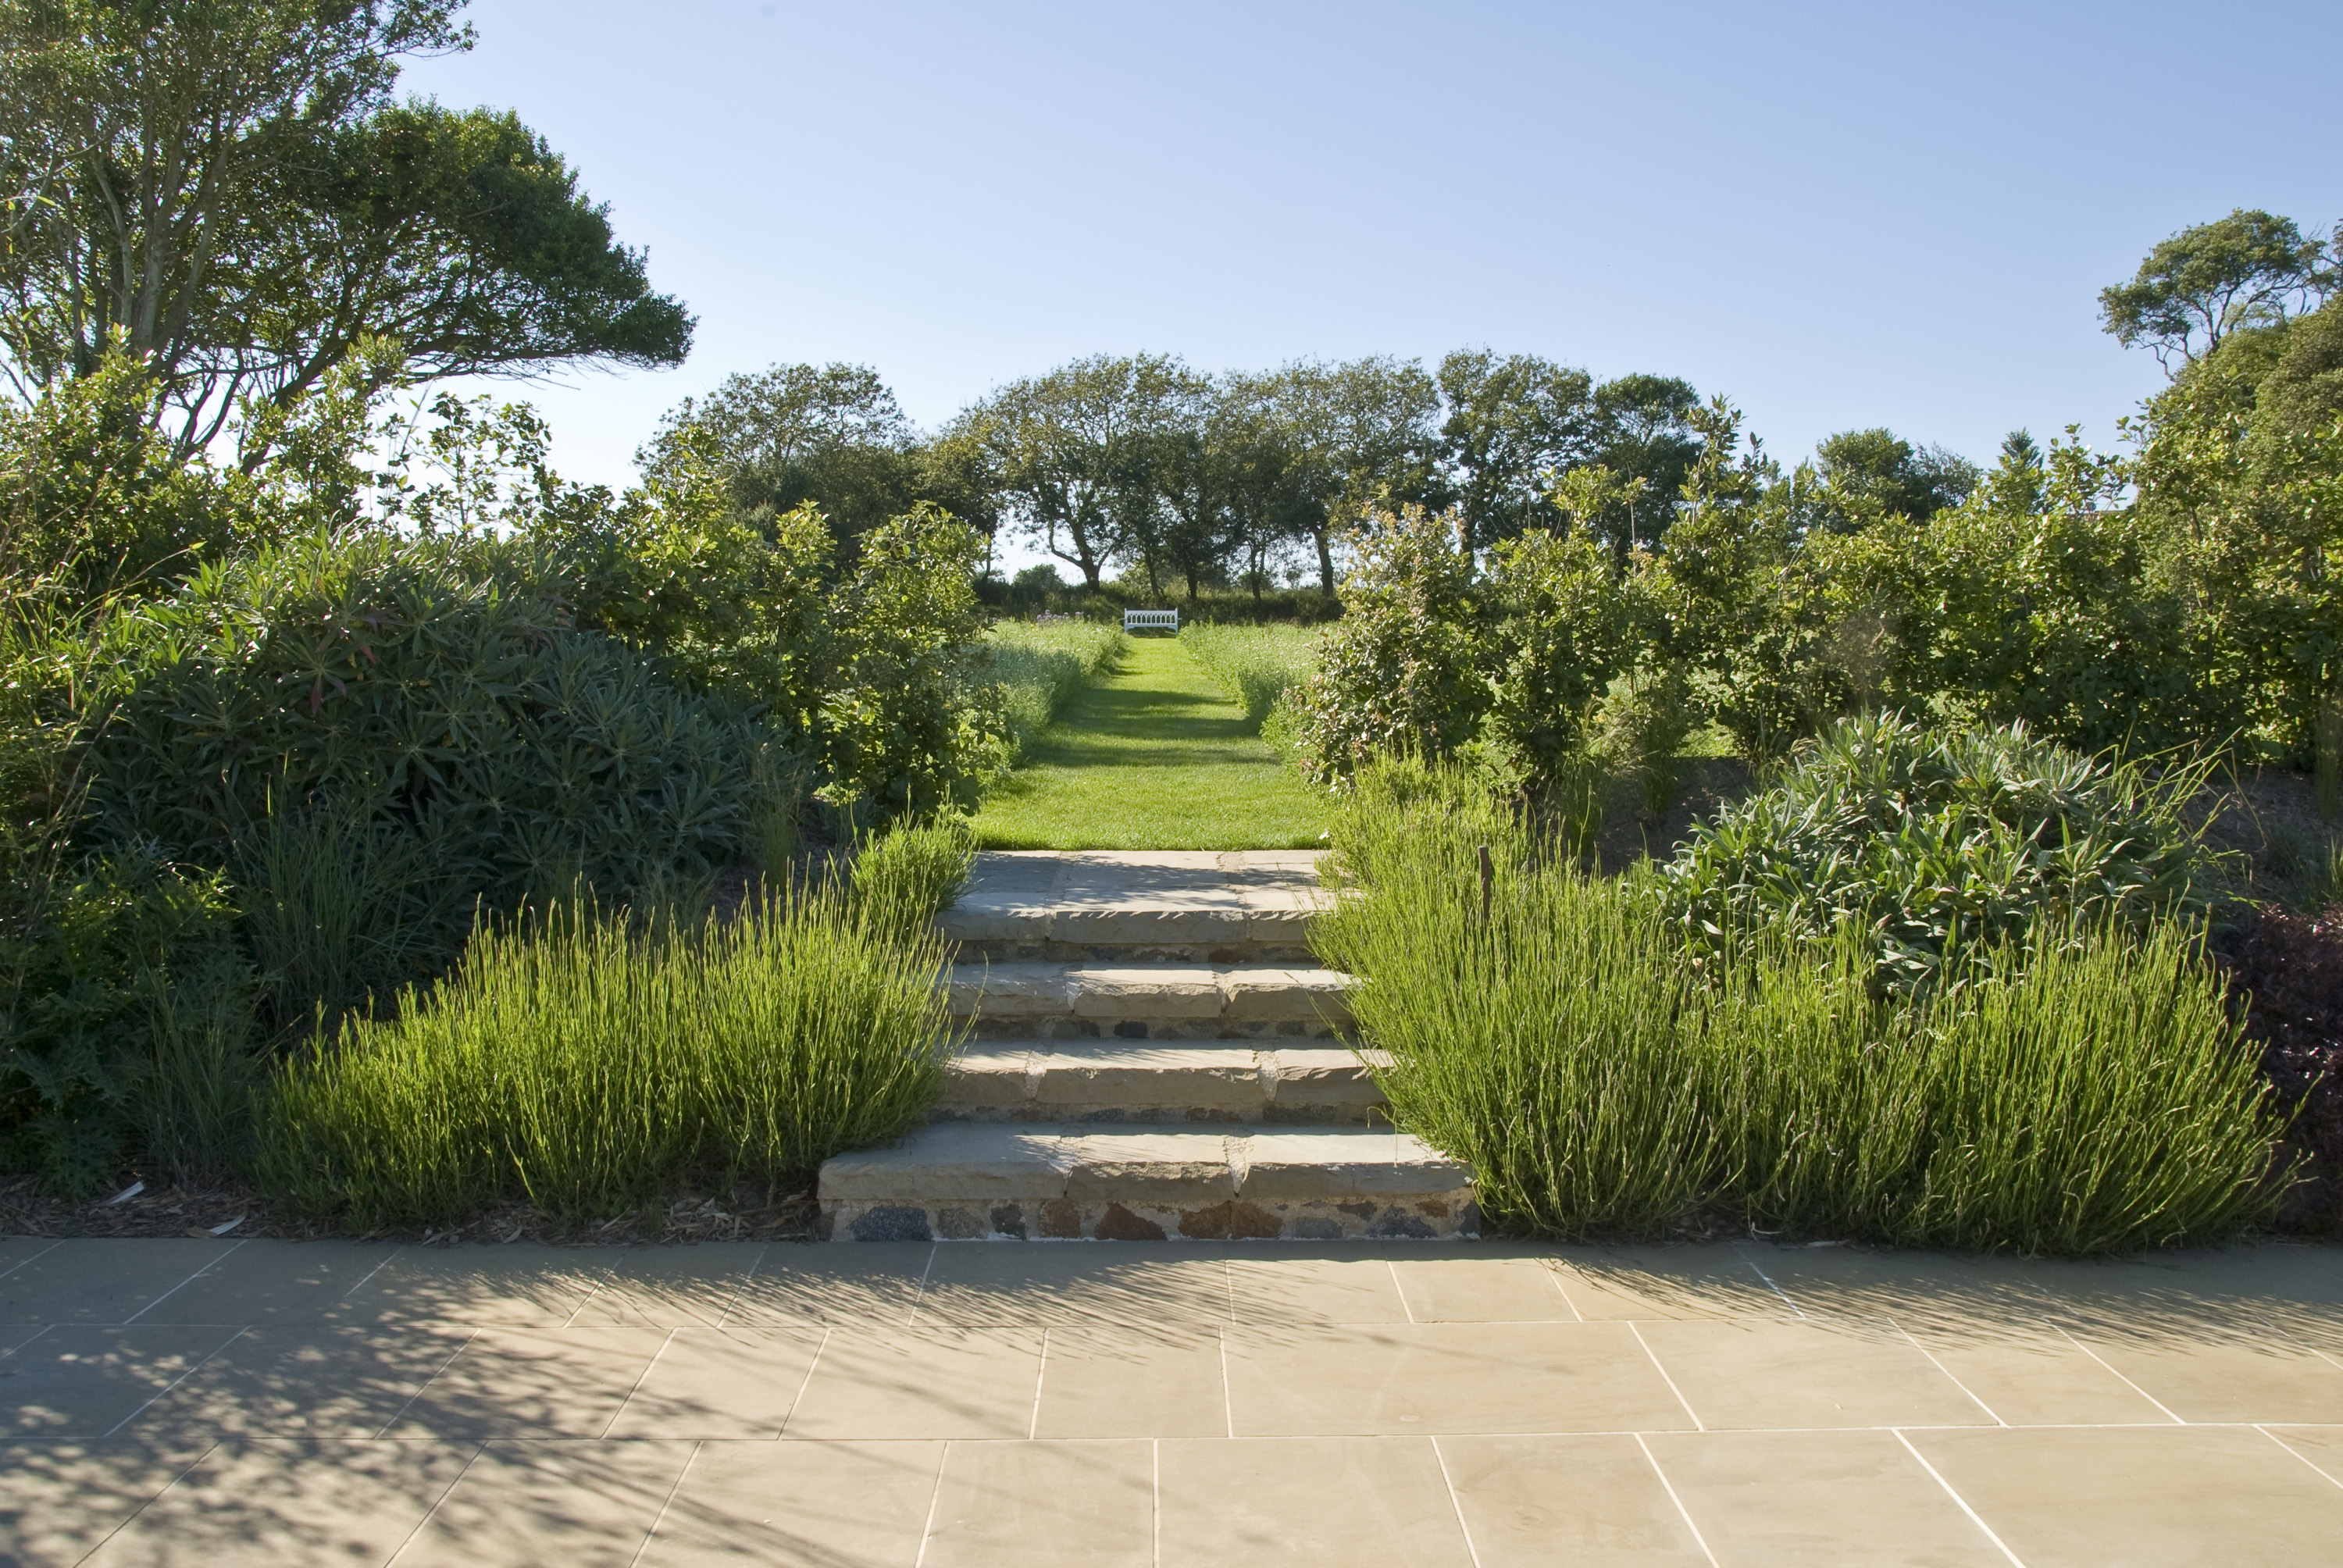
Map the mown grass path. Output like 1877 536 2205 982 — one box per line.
972 634 1328 850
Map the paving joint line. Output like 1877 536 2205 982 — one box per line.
774 1324 833 1438
336 1243 405 1305
66 1437 221 1566
1892 1427 2029 1566
1028 1327 1050 1439
2046 1318 2185 1424
99 1326 246 1438
2256 1424 2343 1492
1427 1434 1487 1568
122 1238 246 1324
371 1326 481 1439
1737 1252 1805 1318
1892 1318 2007 1426
1632 1432 1721 1568
628 1438 704 1568
909 1439 951 1568
1626 1321 1705 1431
713 1242 766 1330
382 1440 487 1566
600 1326 681 1439
0 1237 61 1283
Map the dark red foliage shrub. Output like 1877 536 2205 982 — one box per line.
2217 903 2343 1231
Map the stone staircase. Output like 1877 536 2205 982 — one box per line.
815 850 1477 1242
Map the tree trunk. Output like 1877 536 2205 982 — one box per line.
1315 526 1336 596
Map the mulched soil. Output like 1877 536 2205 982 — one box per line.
0 1174 818 1247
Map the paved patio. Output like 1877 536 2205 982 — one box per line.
6 1236 2343 1565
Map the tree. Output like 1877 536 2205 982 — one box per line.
956 353 1186 592
1437 350 1596 551
1810 428 1977 531
1273 356 1443 592
640 363 918 551
1585 373 1700 561
0 2 690 458
2100 208 2336 373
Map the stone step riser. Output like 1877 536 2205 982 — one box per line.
819 1126 1476 1243
947 963 1356 1035
939 1043 1386 1125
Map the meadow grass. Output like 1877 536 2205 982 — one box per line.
1314 758 2291 1254
972 634 1329 850
1179 622 1320 731
985 619 1129 758
255 878 954 1228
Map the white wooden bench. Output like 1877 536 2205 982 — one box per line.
1123 608 1180 633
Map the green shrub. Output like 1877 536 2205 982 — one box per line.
985 618 1126 756
257 883 953 1228
1180 622 1318 732
1658 712 2213 992
1317 756 2289 1253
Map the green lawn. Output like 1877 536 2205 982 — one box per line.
972 634 1330 850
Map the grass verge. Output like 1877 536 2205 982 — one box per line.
971 635 1329 850
986 619 1129 758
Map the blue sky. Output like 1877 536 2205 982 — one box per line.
402 0 2338 561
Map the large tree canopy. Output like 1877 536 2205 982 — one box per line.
0 0 690 458
2100 208 2335 373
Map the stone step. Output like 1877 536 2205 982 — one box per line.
938 1040 1389 1124
818 1124 1475 1242
947 961 1355 1040
937 849 1329 962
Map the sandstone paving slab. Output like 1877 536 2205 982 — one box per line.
2052 1319 2343 1424
0 1237 58 1276
1031 1325 1230 1438
940 1046 1038 1107
1053 903 1249 948
719 1242 933 1327
559 1243 764 1329
1223 966 1353 1024
1898 1320 2180 1427
1032 1042 1264 1107
1231 1129 1468 1202
127 1241 403 1327
1264 1046 1381 1109
634 1438 944 1567
1545 1246 1794 1322
915 1240 1232 1328
1066 1131 1239 1204
2264 1423 2343 1485
946 962 1073 1017
1388 1254 1578 1323
1223 1320 1696 1438
922 1437 1155 1568
1735 1242 2074 1337
1907 1424 2343 1566
1224 1251 1412 1325
330 1243 608 1327
1632 1317 1997 1431
2019 1245 2343 1355
1157 1435 1474 1568
819 1124 1079 1203
1067 966 1225 1020
392 1439 694 1568
79 1438 476 1568
1435 1433 1711 1568
781 1327 1044 1440
2 1324 243 1438
124 1324 473 1441
0 1438 212 1568
382 1326 672 1440
0 1238 239 1326
1642 1428 2010 1566
602 1325 825 1439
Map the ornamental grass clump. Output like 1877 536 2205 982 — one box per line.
1179 622 1320 733
1317 755 2291 1254
256 882 954 1230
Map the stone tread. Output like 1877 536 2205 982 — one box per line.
936 849 1331 948
818 1123 1467 1205
942 1041 1387 1112
947 961 1355 1025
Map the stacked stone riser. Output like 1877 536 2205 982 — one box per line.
815 851 1477 1242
